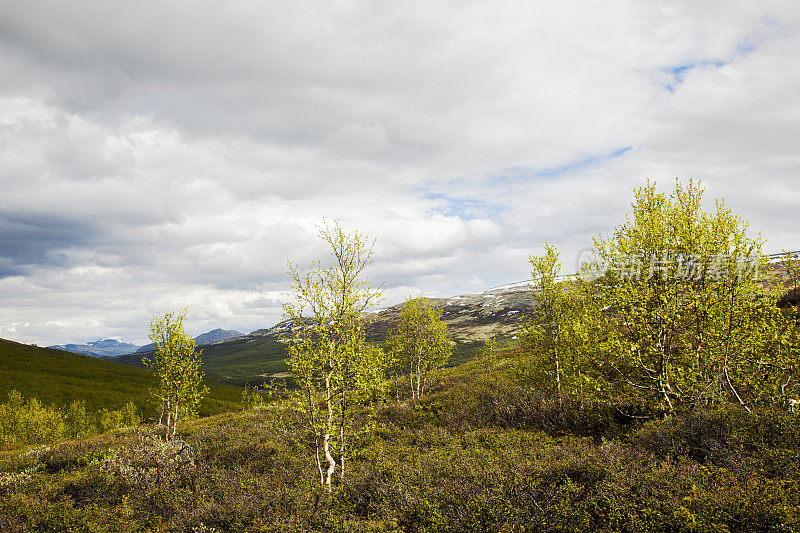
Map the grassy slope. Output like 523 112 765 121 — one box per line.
188 336 289 386
110 336 290 387
0 338 241 418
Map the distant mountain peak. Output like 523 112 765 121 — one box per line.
136 328 244 353
90 338 132 346
194 329 244 346
49 338 140 358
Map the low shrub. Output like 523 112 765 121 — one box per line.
632 406 800 479
0 391 141 449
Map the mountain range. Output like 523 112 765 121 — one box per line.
49 328 244 358
135 328 244 353
47 338 141 358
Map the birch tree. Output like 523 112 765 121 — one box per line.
589 179 793 410
144 309 208 439
523 244 571 399
283 223 384 491
518 245 604 400
385 296 451 399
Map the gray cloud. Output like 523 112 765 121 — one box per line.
0 212 96 277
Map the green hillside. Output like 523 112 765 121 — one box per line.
110 336 290 387
0 338 241 418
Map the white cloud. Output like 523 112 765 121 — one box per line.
1 0 799 344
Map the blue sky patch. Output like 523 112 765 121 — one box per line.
496 145 633 181
418 145 633 220
663 59 726 92
420 191 505 220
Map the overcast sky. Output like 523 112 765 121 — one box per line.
1 1 799 345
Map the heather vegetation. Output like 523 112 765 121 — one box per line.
2 355 799 531
1 180 799 532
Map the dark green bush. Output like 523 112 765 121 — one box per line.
632 406 800 480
